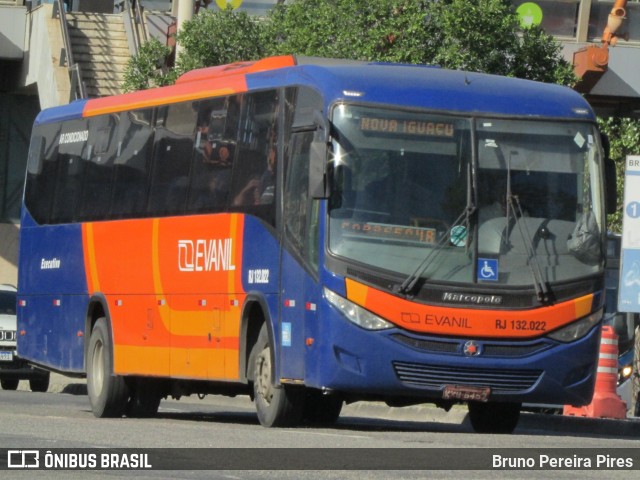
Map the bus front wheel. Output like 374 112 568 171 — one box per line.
87 317 129 418
303 389 343 425
468 401 521 434
252 324 304 427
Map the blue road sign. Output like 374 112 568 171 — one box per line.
619 155 640 312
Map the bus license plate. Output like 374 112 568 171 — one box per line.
0 351 13 362
442 385 490 402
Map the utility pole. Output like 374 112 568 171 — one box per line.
174 0 195 61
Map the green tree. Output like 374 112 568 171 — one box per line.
125 0 574 90
598 117 640 233
262 0 575 85
122 38 177 92
173 9 266 75
262 0 428 62
123 9 265 91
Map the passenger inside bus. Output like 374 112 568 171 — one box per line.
188 144 234 212
231 147 276 206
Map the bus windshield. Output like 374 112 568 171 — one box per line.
328 104 605 287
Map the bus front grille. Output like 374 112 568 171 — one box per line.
392 361 542 392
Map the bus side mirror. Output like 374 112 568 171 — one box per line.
309 111 329 199
605 158 617 215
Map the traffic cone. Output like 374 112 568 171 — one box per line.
563 326 627 419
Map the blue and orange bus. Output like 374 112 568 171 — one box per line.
17 56 616 433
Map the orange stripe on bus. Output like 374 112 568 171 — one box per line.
114 344 240 380
345 278 597 339
82 77 248 117
82 223 100 293
175 55 296 85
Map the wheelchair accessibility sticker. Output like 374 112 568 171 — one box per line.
477 258 498 281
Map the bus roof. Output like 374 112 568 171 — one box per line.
35 55 595 125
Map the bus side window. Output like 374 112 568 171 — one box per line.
50 119 89 223
284 131 316 269
227 90 278 226
25 125 59 224
78 114 118 221
148 102 198 216
186 98 233 214
111 109 153 219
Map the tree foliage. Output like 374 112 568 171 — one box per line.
173 9 266 75
124 0 575 89
122 38 177 92
262 0 430 63
598 117 640 233
262 0 575 85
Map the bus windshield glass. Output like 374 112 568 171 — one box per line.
328 105 605 286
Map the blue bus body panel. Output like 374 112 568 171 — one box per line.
246 63 595 121
34 99 87 126
304 301 600 406
17 210 89 371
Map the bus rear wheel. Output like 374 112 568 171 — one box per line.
87 317 129 418
126 378 162 418
468 401 521 434
252 324 304 427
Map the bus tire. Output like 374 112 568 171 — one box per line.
29 372 50 392
303 389 343 425
252 324 304 427
0 377 19 390
87 317 129 418
468 401 520 434
126 378 162 418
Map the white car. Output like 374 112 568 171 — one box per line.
0 284 50 392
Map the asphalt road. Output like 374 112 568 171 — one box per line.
1 374 639 480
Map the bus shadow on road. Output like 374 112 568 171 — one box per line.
154 406 471 434
156 409 261 426
151 409 640 438
61 383 88 396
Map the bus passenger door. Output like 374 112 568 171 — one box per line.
279 131 320 381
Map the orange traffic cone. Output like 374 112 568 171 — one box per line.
563 326 627 419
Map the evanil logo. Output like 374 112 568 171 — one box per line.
178 239 235 272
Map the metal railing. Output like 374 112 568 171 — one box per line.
53 0 87 100
117 0 148 56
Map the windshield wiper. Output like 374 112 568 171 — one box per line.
397 163 476 296
504 151 550 304
506 194 551 304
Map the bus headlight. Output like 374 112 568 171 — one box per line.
324 288 394 330
547 310 602 342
